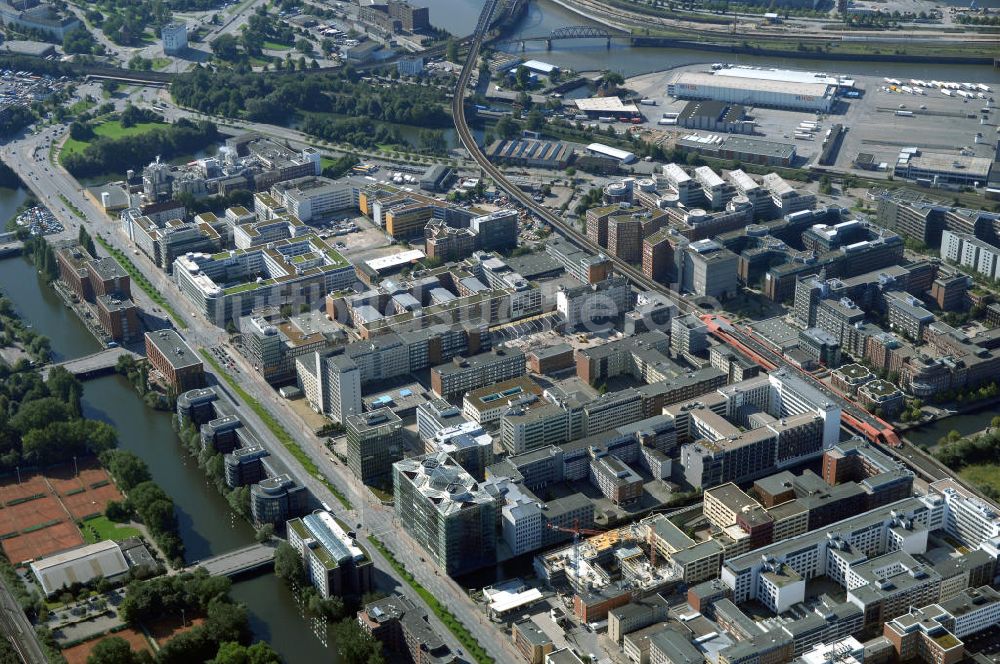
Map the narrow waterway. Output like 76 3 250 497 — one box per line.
417 0 1000 82
0 190 334 660
906 407 998 449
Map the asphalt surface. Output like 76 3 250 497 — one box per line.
2 105 515 664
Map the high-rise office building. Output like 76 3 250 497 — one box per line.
393 453 496 576
346 408 404 488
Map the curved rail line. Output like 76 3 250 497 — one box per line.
452 0 904 454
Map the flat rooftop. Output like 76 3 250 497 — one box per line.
145 330 201 370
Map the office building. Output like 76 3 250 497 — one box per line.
240 311 345 385
161 22 187 54
346 408 404 488
174 234 353 327
430 347 525 400
287 510 372 599
96 294 140 343
720 496 942 613
930 479 1000 548
557 277 634 330
608 595 669 644
462 376 544 425
545 236 612 285
298 353 363 423
471 209 518 252
270 176 355 222
590 456 643 505
512 618 554 664
358 594 457 664
424 219 476 262
683 239 739 299
144 330 204 392
416 398 467 443
393 453 496 575
671 313 708 357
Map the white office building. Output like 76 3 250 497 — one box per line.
161 23 187 54
768 368 841 448
940 230 1000 281
298 353 362 423
930 478 1000 548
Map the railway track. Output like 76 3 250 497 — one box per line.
452 0 919 458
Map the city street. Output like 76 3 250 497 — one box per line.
1 114 516 663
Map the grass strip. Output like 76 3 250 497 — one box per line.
198 349 351 510
367 535 494 664
58 194 85 221
94 236 187 330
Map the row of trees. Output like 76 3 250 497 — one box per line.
62 118 219 178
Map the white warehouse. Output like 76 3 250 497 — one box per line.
668 71 835 112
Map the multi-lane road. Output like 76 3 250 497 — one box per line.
2 102 516 664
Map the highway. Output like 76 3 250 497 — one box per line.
448 0 994 507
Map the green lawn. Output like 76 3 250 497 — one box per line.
80 516 140 544
68 99 95 116
263 41 292 51
960 464 1000 495
60 121 165 160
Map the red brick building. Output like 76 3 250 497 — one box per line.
144 330 204 392
97 294 140 342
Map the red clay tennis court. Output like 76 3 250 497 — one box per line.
0 459 123 563
2 521 84 563
62 628 151 664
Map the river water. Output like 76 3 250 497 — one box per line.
0 188 334 661
415 0 1000 82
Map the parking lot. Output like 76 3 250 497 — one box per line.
624 66 997 174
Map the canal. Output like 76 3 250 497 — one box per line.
0 189 334 661
416 0 1000 83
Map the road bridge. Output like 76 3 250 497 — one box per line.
191 543 276 578
40 348 141 380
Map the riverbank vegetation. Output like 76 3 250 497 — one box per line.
934 423 1000 498
115 354 174 411
197 350 351 510
0 294 52 365
62 115 219 178
273 542 385 663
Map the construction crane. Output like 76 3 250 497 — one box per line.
546 520 606 577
